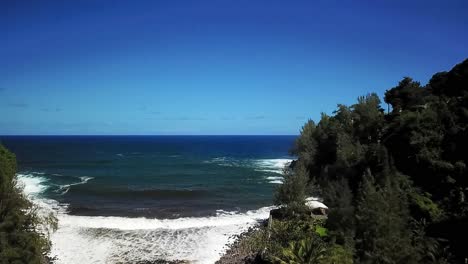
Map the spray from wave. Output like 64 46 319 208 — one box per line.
17 173 50 195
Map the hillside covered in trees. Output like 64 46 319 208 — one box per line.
0 145 55 263
249 59 468 264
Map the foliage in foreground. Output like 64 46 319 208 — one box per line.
270 59 468 263
247 218 353 264
272 237 326 264
0 144 56 264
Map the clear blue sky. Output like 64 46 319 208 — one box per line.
1 0 467 135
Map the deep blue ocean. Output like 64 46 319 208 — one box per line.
1 136 295 218
1 135 296 263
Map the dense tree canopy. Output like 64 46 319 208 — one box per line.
274 59 468 263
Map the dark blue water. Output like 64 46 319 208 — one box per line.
1 136 295 218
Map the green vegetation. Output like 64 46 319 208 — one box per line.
247 218 328 263
272 237 326 264
0 144 56 264
251 59 468 263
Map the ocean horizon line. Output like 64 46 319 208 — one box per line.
0 134 299 137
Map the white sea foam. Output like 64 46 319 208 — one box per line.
254 158 293 184
269 180 283 184
51 206 273 263
56 207 271 230
266 176 283 180
57 176 94 195
17 172 275 264
266 176 284 184
17 173 68 212
205 157 293 176
256 169 282 173
17 173 49 196
254 158 292 173
50 207 273 264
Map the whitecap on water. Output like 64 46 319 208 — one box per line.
205 157 293 184
266 176 284 184
254 158 292 173
254 158 293 184
268 180 283 184
56 176 94 195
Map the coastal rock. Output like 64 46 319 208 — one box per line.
216 226 265 264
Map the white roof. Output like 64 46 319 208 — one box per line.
305 197 328 209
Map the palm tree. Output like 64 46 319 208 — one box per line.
272 236 326 264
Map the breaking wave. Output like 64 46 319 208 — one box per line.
204 157 293 184
17 172 273 264
56 176 94 195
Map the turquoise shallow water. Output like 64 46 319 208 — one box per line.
1 135 295 218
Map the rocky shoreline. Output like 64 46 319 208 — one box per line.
216 221 267 264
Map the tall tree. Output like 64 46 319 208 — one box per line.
354 170 417 264
0 144 53 264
